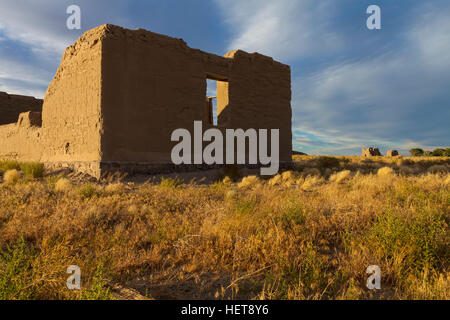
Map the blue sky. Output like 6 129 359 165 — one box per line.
0 0 449 155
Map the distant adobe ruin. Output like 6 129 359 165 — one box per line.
0 24 292 178
386 150 399 157
362 147 381 157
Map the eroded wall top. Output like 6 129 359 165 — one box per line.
0 91 43 125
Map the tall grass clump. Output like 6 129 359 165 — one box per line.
301 168 321 176
55 178 72 192
80 264 112 300
160 177 183 188
237 175 260 189
445 175 450 186
329 170 352 183
281 171 297 187
377 166 394 176
78 183 98 199
3 169 20 184
301 175 324 190
0 237 36 299
427 165 448 174
316 156 340 169
19 162 45 179
268 174 282 186
366 207 448 279
0 160 21 171
104 182 124 194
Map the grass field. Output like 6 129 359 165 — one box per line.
0 156 449 299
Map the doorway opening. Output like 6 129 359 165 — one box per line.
206 79 217 125
206 74 228 126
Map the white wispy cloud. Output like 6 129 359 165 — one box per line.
0 0 128 97
215 0 342 61
293 3 450 152
409 4 450 71
217 0 450 154
0 0 448 155
0 1 81 97
0 0 77 55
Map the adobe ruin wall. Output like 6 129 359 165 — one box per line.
100 25 291 168
0 91 42 125
0 24 293 178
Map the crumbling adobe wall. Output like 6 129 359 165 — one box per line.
362 147 381 157
1 24 293 178
0 91 42 125
100 25 231 164
99 25 292 165
0 91 43 161
40 27 104 166
386 150 399 157
217 50 292 161
0 112 43 161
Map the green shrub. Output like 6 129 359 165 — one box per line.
279 200 306 229
445 148 450 157
432 149 446 157
232 198 257 216
265 242 326 299
409 148 424 156
79 183 97 199
0 237 37 299
80 263 112 300
368 208 447 271
0 160 21 171
20 162 45 179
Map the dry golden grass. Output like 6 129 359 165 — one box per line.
268 174 282 186
377 167 395 176
55 178 72 192
237 175 261 189
0 156 449 300
104 182 125 194
3 169 20 184
301 175 324 190
330 170 352 183
428 165 449 174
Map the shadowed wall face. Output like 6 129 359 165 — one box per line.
100 26 292 164
218 50 292 161
0 92 42 125
100 26 230 163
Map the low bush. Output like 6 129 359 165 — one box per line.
20 162 45 179
3 169 20 184
316 156 340 169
